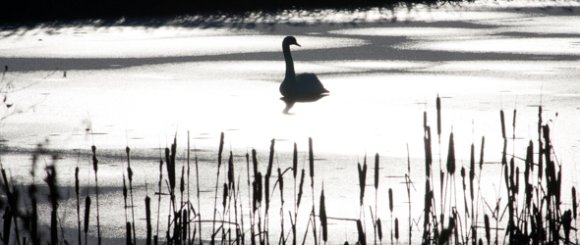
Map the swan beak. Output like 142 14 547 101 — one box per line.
295 42 301 47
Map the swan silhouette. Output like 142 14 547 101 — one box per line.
279 36 329 114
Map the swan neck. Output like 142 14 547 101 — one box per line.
283 44 295 80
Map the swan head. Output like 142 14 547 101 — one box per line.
282 36 301 47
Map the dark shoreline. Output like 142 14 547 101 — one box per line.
2 0 464 24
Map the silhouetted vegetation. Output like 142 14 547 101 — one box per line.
0 95 576 244
1 0 472 23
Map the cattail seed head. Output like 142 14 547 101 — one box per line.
319 187 328 242
222 183 228 209
356 219 366 245
374 153 379 190
388 188 393 212
293 143 298 179
297 169 305 207
84 196 91 232
277 168 284 199
358 158 368 206
75 167 80 197
573 187 577 220
218 132 224 168
436 95 442 139
484 214 490 244
91 145 98 173
309 137 314 181
377 218 383 240
500 110 506 139
122 175 128 201
180 166 185 194
228 151 235 189
446 132 456 175
479 136 485 170
395 218 399 240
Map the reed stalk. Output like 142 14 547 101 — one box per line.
211 132 225 244
373 153 380 245
195 153 202 245
155 158 164 245
92 145 102 245
308 137 318 245
75 166 81 245
126 146 136 245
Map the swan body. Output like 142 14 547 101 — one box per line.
279 36 329 99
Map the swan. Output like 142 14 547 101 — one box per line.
279 36 328 114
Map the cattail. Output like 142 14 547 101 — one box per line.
309 137 314 183
212 133 224 244
84 196 91 245
423 180 432 229
461 167 466 191
297 169 305 207
226 151 234 189
252 149 258 177
218 132 224 168
222 183 228 209
293 143 298 179
267 139 275 176
253 172 263 212
126 222 132 245
278 168 284 200
156 158 164 244
423 110 427 130
479 136 485 170
126 146 136 245
469 143 475 200
357 219 366 245
424 126 432 177
75 166 81 245
91 145 102 245
123 175 128 206
374 153 379 190
180 166 185 196
512 109 517 139
484 214 490 245
500 110 506 139
92 145 98 173
3 207 12 245
436 95 442 140
265 140 275 211
319 187 328 242
446 132 456 175
45 164 59 245
394 218 399 240
388 188 393 212
562 210 572 244
358 158 368 206
573 187 577 220
146 196 152 245
377 219 383 241
515 166 520 194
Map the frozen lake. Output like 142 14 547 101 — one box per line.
0 0 579 243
